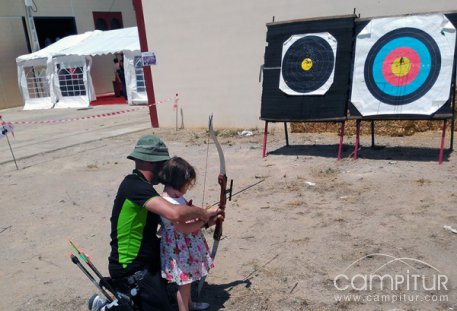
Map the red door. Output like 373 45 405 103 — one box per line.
92 12 123 30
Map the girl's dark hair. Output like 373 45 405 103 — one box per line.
158 156 196 190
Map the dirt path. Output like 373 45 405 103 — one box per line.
1 127 456 310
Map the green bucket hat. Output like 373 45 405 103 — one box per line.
127 135 170 162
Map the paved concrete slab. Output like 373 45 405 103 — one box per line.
0 105 154 167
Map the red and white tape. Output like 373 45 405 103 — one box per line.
4 95 179 126
147 95 178 108
10 107 147 125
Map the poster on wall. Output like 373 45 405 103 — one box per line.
141 51 157 66
350 13 456 116
279 32 337 95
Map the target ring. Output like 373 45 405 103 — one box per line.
279 33 337 95
364 27 441 105
383 47 420 84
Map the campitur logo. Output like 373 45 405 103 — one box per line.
333 253 449 305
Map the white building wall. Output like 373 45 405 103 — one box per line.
0 17 30 109
142 0 457 128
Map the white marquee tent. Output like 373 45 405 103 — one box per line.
16 27 147 110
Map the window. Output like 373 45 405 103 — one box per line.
93 12 123 31
134 56 146 93
111 17 122 30
24 66 50 98
95 18 108 31
57 66 86 96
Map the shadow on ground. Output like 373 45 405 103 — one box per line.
167 279 252 310
267 144 452 162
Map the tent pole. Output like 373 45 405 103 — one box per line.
133 0 159 128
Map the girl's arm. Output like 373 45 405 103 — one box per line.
174 212 225 234
174 219 205 234
144 196 214 223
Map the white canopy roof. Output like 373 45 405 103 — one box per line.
17 27 140 62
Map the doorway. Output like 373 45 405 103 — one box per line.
33 17 77 49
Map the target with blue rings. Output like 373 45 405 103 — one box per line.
364 28 441 105
350 13 456 116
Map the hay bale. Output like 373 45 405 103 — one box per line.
291 119 450 136
291 89 456 136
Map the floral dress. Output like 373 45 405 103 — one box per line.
160 196 214 285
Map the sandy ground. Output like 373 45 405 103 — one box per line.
1 118 457 311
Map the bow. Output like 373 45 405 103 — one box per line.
197 114 233 297
208 114 232 251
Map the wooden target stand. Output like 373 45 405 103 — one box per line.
262 84 455 163
262 112 454 163
349 86 456 165
261 118 347 159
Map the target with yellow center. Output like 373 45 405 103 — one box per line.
279 32 337 95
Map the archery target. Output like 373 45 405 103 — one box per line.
279 32 337 95
351 14 456 116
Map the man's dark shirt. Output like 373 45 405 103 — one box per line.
109 170 161 279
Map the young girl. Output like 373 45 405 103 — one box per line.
158 157 215 311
